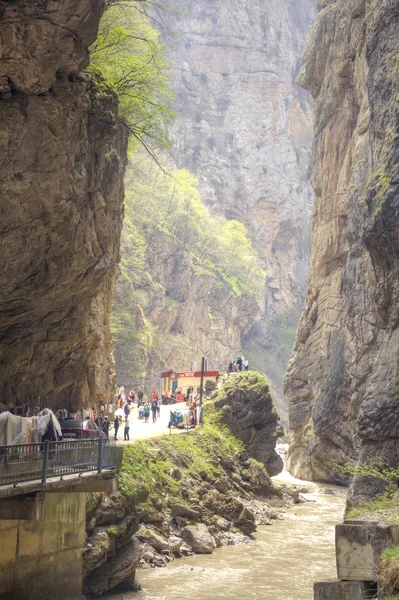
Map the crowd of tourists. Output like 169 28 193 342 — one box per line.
112 386 166 441
227 355 249 373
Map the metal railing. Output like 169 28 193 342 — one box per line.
0 438 117 487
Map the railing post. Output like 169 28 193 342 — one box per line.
97 438 103 473
42 441 49 484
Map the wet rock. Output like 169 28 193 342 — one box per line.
248 461 274 496
169 536 183 555
181 524 217 554
83 537 142 596
319 489 335 496
180 541 194 556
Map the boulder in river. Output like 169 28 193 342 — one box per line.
181 524 217 554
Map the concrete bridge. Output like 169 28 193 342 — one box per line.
0 439 123 600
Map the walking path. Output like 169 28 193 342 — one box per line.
115 403 187 444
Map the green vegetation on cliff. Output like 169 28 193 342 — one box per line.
88 1 173 153
119 422 244 503
112 156 265 387
124 161 265 297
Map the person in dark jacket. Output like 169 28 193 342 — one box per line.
151 401 158 423
102 417 110 438
114 416 120 441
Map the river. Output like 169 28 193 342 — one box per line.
108 469 346 600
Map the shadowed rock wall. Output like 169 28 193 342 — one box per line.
285 0 399 490
0 0 128 410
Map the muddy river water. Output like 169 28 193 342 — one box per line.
109 469 346 600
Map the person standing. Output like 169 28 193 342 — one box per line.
102 416 110 438
144 403 150 423
124 415 130 441
244 358 249 371
236 356 243 371
137 390 144 406
114 415 120 441
151 400 158 423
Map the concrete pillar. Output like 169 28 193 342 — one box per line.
0 491 86 600
336 520 399 581
314 580 376 600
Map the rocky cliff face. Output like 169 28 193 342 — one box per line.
286 0 399 488
113 181 261 392
161 0 317 416
0 0 127 410
213 372 284 476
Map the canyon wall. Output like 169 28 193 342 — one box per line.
286 0 399 490
113 162 262 393
159 0 317 416
0 0 127 411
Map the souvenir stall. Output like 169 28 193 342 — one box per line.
169 407 195 430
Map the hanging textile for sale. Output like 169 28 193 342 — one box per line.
0 409 61 446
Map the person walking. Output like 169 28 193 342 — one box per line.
244 358 249 371
113 415 120 441
137 389 144 406
228 361 233 373
124 415 130 441
144 403 150 423
236 355 243 372
151 400 158 423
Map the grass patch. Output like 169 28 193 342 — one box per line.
383 548 399 560
119 421 244 505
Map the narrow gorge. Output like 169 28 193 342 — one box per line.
1 0 399 600
112 0 317 421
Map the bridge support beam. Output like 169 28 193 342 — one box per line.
0 493 44 521
0 491 86 600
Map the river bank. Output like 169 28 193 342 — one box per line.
105 470 346 600
83 373 290 595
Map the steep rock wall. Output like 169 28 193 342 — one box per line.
161 0 317 416
114 216 260 392
0 0 128 410
286 0 399 488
